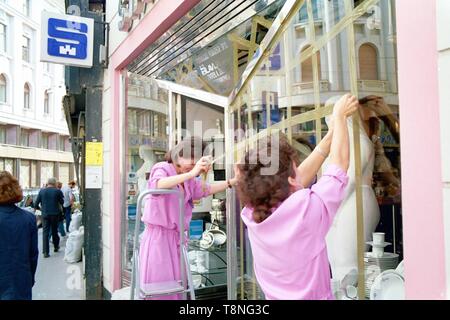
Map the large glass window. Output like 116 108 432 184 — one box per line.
121 73 169 285
226 0 402 300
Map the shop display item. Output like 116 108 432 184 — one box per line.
364 252 399 298
366 232 391 258
325 114 380 283
136 146 157 194
395 260 404 277
370 270 405 300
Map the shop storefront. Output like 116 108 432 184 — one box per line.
103 0 448 299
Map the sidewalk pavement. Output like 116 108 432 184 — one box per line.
32 229 84 300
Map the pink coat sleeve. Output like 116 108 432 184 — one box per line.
147 164 170 190
191 176 211 200
304 164 349 238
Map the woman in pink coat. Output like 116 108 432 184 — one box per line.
139 137 237 299
236 94 359 299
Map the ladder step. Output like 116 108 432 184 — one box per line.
141 280 186 296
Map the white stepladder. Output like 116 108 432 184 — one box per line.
130 188 196 300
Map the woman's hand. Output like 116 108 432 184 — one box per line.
333 94 359 119
190 156 212 177
365 96 393 117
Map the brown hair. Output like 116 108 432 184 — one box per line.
0 171 24 205
69 180 76 187
236 133 300 223
164 136 208 164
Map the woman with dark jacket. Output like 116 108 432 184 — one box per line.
0 171 39 300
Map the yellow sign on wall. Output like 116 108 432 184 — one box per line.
86 142 103 166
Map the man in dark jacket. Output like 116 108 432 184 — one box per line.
35 177 64 258
0 171 39 300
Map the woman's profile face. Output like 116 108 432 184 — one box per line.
176 157 196 173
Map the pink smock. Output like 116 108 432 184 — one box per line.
241 164 349 300
139 161 210 299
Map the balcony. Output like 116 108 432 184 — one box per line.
357 80 389 93
292 80 330 95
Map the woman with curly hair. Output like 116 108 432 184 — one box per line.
0 171 39 300
236 94 359 300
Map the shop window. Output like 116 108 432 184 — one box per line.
0 73 7 103
359 43 379 80
228 0 402 300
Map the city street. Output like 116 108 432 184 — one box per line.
32 229 84 300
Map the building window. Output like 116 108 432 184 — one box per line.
0 23 6 53
59 136 66 151
20 129 30 147
299 0 321 22
41 133 49 149
0 125 5 144
24 83 30 109
0 158 15 175
359 43 379 80
44 90 50 114
22 35 30 62
23 0 30 17
301 45 321 83
40 161 54 187
0 74 6 103
20 159 31 189
30 160 37 187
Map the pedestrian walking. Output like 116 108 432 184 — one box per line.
35 177 64 258
60 181 76 232
0 171 39 300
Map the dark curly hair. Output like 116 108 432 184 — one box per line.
0 171 23 205
236 133 300 223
